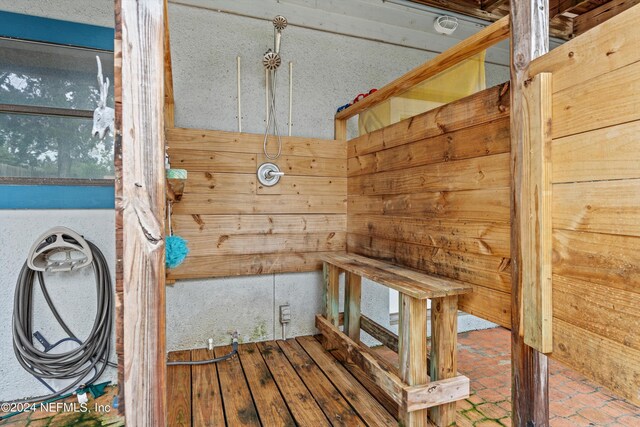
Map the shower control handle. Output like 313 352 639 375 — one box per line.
266 170 284 177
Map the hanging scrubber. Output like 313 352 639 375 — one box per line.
165 201 189 269
166 235 189 269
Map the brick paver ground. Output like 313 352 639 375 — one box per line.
456 327 640 426
1 327 638 426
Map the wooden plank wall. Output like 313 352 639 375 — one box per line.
346 83 512 328
166 129 347 279
528 4 640 405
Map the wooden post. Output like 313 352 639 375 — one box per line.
398 294 428 426
163 0 175 128
429 295 458 426
116 0 167 425
323 262 340 327
113 0 124 414
334 118 347 141
522 72 553 354
344 272 362 342
510 1 550 426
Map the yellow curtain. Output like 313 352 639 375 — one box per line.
358 52 486 135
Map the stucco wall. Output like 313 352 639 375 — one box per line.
0 211 117 402
0 0 509 401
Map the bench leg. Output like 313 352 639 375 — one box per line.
399 294 428 427
323 262 340 327
430 295 458 426
344 272 362 342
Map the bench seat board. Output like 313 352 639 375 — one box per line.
321 252 473 299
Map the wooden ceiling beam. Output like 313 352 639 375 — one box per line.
549 14 574 38
482 0 508 12
410 0 503 20
573 0 640 35
550 0 610 18
409 0 573 39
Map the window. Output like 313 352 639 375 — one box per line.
0 11 115 208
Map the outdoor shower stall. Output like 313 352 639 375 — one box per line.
113 1 640 426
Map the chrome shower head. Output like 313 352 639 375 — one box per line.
263 49 282 70
273 15 287 31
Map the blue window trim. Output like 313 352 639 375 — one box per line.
0 11 115 209
0 11 114 51
0 185 115 209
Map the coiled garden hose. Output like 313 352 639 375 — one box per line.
9 240 114 404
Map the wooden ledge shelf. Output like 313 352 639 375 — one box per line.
320 252 471 426
321 252 473 299
166 178 185 202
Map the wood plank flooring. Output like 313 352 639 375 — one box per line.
167 336 397 427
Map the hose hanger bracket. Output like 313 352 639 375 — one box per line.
27 227 93 272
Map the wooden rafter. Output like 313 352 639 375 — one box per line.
550 0 610 18
409 0 573 38
410 0 636 38
573 0 640 35
410 0 502 20
482 0 508 12
335 15 510 121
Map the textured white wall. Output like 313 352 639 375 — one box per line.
0 211 117 402
0 0 116 404
0 0 510 400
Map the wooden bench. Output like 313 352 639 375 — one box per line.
317 252 473 427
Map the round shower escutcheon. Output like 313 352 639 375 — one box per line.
257 162 285 187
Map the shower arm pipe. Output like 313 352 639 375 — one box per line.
288 61 293 137
237 56 242 133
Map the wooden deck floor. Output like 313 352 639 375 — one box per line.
167 335 397 427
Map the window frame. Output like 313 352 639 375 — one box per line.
0 11 115 209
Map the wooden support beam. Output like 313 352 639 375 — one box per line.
509 1 550 426
323 262 341 327
163 0 175 128
522 72 553 354
550 0 615 19
361 314 399 353
408 0 572 38
411 0 505 21
316 314 406 403
344 272 362 342
316 314 468 413
335 118 348 141
114 0 125 415
573 0 640 35
404 376 469 413
116 0 167 425
483 0 509 12
429 296 459 426
335 16 510 120
398 294 428 426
